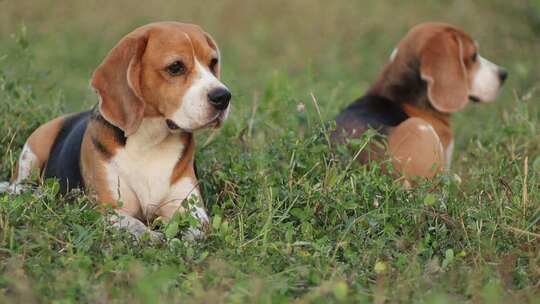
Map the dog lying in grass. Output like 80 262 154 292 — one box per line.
332 22 507 180
0 22 231 241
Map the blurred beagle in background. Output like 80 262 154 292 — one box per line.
332 22 507 179
0 22 231 240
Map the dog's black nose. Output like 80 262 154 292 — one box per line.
208 87 231 110
498 68 508 83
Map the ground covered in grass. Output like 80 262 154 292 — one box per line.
1 1 540 303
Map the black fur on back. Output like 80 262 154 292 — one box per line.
43 111 92 194
336 95 409 131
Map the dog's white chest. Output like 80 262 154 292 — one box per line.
105 118 185 216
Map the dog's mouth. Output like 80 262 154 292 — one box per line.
166 110 227 133
166 119 180 131
469 95 481 103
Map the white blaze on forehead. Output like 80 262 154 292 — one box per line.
171 59 228 131
470 55 502 103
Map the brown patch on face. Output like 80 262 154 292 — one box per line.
170 132 195 185
91 22 223 134
131 23 221 123
371 22 480 113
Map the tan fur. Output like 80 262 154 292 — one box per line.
401 104 453 153
170 133 196 185
388 118 444 179
80 117 123 209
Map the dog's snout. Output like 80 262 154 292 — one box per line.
208 88 231 110
498 68 508 83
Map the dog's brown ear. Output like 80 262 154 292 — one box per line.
420 32 469 113
91 31 148 136
204 31 221 78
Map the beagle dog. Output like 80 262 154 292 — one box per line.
1 22 231 240
332 22 507 179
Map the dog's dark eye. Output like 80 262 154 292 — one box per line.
209 58 218 74
471 52 478 62
166 61 186 76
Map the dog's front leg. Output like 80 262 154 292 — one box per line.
110 210 164 242
157 177 210 241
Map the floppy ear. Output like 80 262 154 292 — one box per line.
420 33 469 113
204 31 221 78
91 32 148 136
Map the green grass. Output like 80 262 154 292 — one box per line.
1 1 540 303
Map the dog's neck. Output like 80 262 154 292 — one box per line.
126 117 187 150
368 59 451 127
122 116 195 185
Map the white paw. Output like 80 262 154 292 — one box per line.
110 212 164 243
181 205 210 242
9 184 28 194
191 205 210 224
0 182 30 194
146 230 165 243
182 227 206 242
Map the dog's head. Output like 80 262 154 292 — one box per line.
384 22 507 113
91 22 231 136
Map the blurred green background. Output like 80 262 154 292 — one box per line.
0 0 538 120
1 0 539 179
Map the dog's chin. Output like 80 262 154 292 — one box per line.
204 112 227 130
166 108 229 133
210 117 225 129
202 108 230 130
